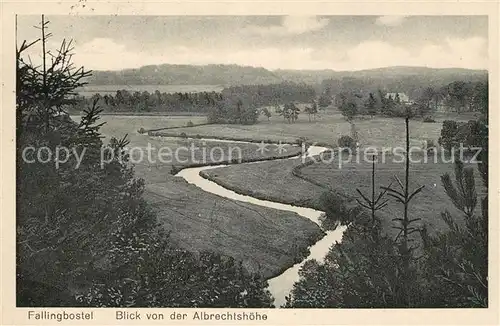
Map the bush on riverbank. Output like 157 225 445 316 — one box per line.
337 135 356 151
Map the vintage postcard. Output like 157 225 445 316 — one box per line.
1 1 498 325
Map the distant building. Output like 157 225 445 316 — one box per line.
385 92 410 103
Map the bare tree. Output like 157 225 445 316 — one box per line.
356 155 391 225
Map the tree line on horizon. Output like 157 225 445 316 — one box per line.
72 82 316 114
73 78 487 126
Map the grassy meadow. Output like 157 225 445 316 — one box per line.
71 114 320 278
71 115 207 139
78 110 482 276
157 109 477 148
203 152 485 238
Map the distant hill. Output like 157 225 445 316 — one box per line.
273 69 338 85
86 64 487 92
275 66 487 85
88 64 282 86
318 66 488 99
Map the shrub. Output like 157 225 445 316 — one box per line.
318 191 361 229
296 137 307 146
438 120 484 153
138 127 145 134
425 139 437 153
170 165 180 175
186 120 195 127
76 230 274 308
438 120 459 151
337 135 356 151
421 160 488 307
423 116 436 123
339 101 358 121
180 132 188 138
284 214 416 308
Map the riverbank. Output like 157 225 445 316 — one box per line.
117 133 324 280
201 157 326 211
175 145 348 307
144 176 324 279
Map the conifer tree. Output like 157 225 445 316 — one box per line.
381 115 425 306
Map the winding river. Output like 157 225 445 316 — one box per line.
175 141 347 307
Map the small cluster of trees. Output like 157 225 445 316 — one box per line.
304 102 319 122
221 82 316 109
337 90 412 120
207 98 259 125
263 101 319 123
335 80 488 122
414 81 488 116
438 81 488 113
275 103 300 123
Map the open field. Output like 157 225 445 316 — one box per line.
143 177 322 278
75 113 485 275
73 114 320 278
203 152 486 238
71 115 207 140
299 153 486 234
158 110 477 148
136 142 320 279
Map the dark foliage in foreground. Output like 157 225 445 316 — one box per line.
16 16 273 308
77 229 272 308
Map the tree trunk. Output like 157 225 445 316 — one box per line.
41 15 49 133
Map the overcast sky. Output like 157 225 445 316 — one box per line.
17 15 488 71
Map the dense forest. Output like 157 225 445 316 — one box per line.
88 64 282 86
74 90 225 113
74 82 316 113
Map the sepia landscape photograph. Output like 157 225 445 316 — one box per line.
15 15 489 309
